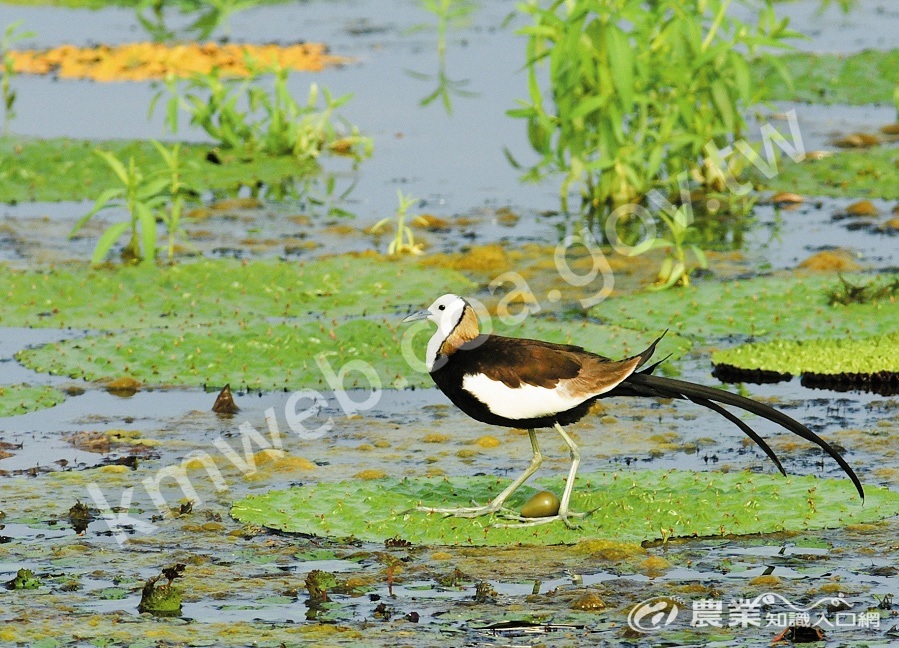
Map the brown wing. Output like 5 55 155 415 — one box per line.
460 335 647 397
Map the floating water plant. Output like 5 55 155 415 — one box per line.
752 146 899 199
137 564 184 617
712 332 899 393
153 61 372 163
17 314 689 391
231 470 899 546
5 568 40 590
826 274 899 306
0 384 66 417
0 256 472 330
0 136 354 204
594 273 899 341
9 41 348 81
751 49 899 106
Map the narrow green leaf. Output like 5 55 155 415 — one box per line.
91 221 130 265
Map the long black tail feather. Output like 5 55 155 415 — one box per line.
614 372 864 501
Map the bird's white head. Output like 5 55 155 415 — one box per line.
402 294 468 330
403 294 474 371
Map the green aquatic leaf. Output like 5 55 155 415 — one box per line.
0 256 473 330
595 273 899 341
230 470 898 547
712 332 899 376
0 384 66 417
16 318 691 390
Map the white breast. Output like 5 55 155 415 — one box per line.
461 373 590 420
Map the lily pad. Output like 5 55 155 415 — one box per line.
0 256 472 330
712 332 899 377
0 384 66 417
752 49 899 106
594 273 899 341
230 470 898 546
0 137 327 204
16 318 691 390
751 146 899 199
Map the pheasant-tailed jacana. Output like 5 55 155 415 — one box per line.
403 294 864 528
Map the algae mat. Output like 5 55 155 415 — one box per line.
231 470 897 546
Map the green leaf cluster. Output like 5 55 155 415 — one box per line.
153 63 373 163
70 146 181 265
230 469 897 546
712 331 899 375
510 0 795 216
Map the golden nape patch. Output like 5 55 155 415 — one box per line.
8 42 351 82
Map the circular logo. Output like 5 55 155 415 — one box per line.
627 597 681 633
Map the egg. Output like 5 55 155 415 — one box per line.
520 490 561 518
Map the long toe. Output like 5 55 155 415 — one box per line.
491 507 593 528
413 504 513 518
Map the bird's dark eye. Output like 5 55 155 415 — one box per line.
438 305 445 311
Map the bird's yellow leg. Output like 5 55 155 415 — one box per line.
414 429 543 517
493 423 592 529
